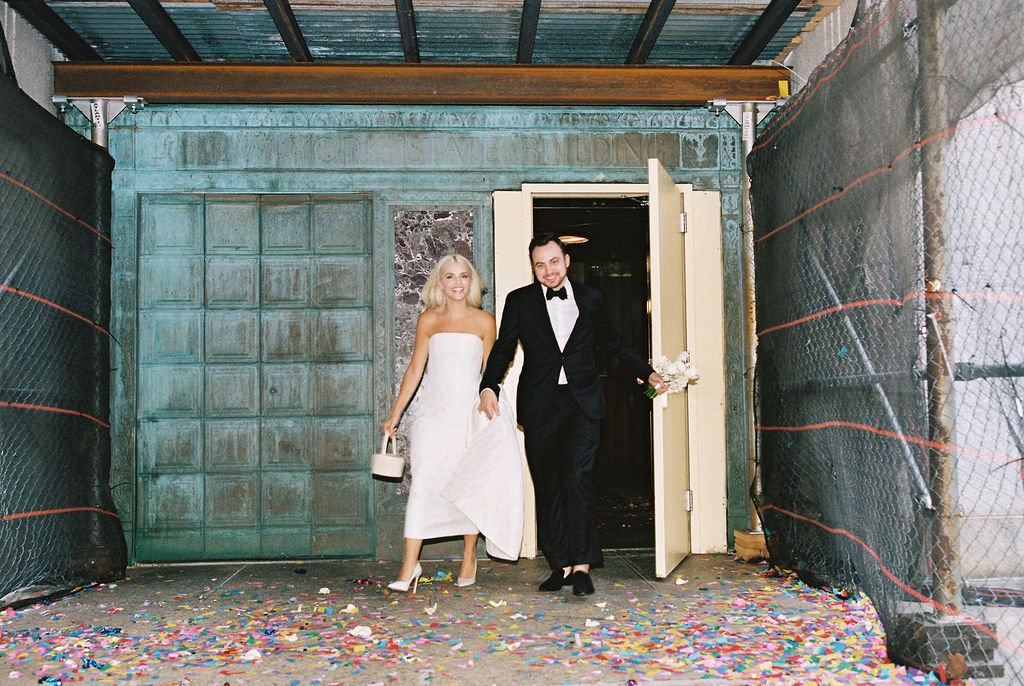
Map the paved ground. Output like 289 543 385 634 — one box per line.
0 553 953 685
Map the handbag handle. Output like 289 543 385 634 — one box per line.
380 433 396 455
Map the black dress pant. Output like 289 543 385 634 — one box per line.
523 385 604 570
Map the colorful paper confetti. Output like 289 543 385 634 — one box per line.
0 558 965 685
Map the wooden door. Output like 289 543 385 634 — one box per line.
649 159 692 578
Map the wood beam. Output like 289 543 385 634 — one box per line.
127 0 201 62
516 0 542 64
53 63 789 106
5 0 101 61
394 0 420 63
625 0 676 65
263 0 312 62
729 0 801 65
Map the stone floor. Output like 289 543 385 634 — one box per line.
0 553 956 685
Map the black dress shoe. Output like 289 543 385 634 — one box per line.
539 569 570 592
571 570 595 596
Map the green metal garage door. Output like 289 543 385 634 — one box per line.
135 193 374 561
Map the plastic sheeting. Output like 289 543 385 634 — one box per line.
0 76 126 607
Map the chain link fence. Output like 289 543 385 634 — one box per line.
749 0 1024 682
0 76 126 607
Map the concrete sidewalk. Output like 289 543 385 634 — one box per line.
0 553 946 685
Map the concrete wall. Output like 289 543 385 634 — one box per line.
0 1 56 113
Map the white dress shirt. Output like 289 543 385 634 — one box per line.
545 280 578 385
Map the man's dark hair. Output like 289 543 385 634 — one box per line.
528 233 567 256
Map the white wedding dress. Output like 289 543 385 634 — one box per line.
404 332 524 560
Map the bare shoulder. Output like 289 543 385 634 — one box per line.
416 309 440 336
472 308 496 335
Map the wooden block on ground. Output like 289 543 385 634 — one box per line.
734 529 768 562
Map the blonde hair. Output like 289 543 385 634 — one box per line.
421 253 485 310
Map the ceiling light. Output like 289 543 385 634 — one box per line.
560 235 589 244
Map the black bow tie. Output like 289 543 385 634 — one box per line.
546 286 568 301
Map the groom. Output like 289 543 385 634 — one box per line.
479 233 666 595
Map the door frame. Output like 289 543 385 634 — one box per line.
493 169 728 568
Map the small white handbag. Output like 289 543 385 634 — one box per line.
371 434 405 479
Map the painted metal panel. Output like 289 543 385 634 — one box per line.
262 418 312 469
206 258 260 308
314 417 370 470
314 258 370 307
204 366 259 417
139 311 202 364
206 198 260 253
314 310 371 362
312 199 372 254
205 420 260 471
136 193 374 561
111 105 751 566
261 257 311 307
261 364 311 415
140 365 203 418
314 472 370 525
139 257 203 309
205 311 259 362
138 420 201 473
205 475 259 527
262 311 311 361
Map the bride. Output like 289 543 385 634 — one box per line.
382 253 523 592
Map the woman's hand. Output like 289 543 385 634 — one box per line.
383 414 400 437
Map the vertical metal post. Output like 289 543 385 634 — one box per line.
60 97 142 149
739 101 763 532
87 99 109 148
918 0 961 611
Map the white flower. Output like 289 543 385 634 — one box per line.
648 351 699 397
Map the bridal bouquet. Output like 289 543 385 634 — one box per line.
646 351 700 398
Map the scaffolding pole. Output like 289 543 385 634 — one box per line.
918 0 961 612
738 101 763 533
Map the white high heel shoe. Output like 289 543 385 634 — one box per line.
456 558 477 587
388 562 422 593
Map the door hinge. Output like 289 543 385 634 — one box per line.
679 212 687 233
684 490 693 512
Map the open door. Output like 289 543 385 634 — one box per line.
492 161 723 570
649 159 692 578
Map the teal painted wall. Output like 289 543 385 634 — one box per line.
95 105 750 561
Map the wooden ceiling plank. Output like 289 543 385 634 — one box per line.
625 0 676 65
394 0 420 63
127 0 202 62
728 0 801 65
53 62 789 106
516 0 542 64
264 0 313 62
5 0 101 61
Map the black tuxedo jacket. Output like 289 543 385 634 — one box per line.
480 280 655 429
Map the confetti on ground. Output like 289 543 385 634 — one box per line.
0 558 968 685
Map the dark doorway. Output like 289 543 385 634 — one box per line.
533 197 654 550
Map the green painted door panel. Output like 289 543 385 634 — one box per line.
136 193 374 562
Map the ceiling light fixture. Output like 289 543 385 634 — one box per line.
560 235 589 244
